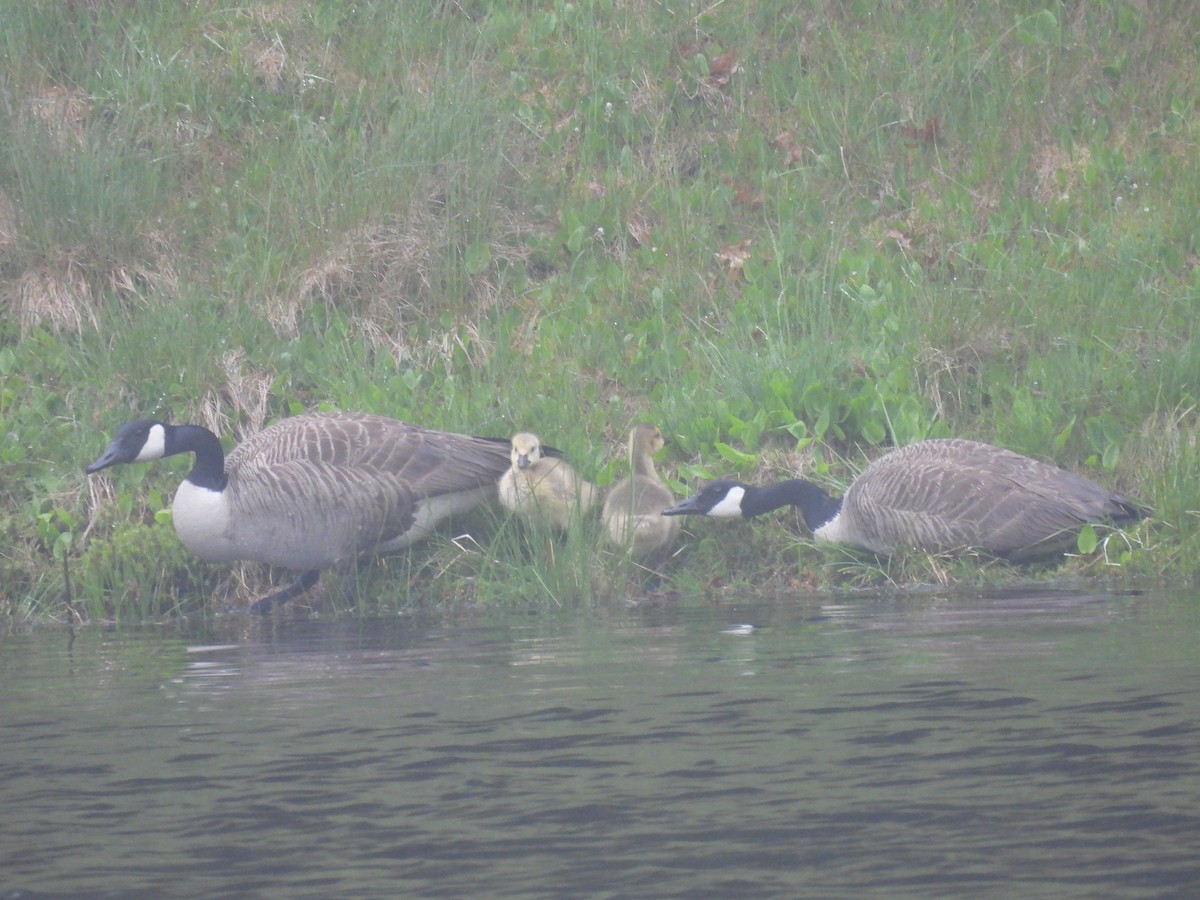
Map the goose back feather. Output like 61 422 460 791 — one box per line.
835 438 1143 558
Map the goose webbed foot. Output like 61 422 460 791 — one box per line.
247 569 320 615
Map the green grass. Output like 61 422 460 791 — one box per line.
1 0 1196 621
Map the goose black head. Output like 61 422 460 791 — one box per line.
85 419 168 473
661 479 750 519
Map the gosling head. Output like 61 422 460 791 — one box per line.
629 423 668 457
661 480 749 519
510 432 544 470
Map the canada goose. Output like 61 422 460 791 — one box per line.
497 432 597 531
85 412 514 612
602 424 681 561
662 438 1145 560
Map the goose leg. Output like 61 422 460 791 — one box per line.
247 569 320 615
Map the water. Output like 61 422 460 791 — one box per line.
3 588 1198 898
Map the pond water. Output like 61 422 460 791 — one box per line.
2 587 1198 898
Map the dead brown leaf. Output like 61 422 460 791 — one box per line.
722 176 762 208
708 52 739 84
772 130 806 166
900 116 940 145
717 238 753 277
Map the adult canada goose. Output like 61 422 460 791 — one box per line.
603 424 681 561
497 432 597 531
85 412 514 612
661 438 1145 560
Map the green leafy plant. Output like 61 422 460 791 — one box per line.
1 1 1196 618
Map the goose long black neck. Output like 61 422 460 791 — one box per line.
171 424 228 491
745 479 843 529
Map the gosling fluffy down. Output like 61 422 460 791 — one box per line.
603 423 680 561
498 432 597 530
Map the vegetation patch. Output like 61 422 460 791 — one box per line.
0 1 1195 621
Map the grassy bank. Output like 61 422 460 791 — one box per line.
1 1 1196 621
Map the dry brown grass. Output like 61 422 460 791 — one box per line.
0 191 19 255
5 248 179 338
272 217 440 337
1031 142 1092 205
2 75 181 337
273 198 534 338
1131 403 1198 498
22 84 90 147
196 349 275 440
8 263 100 336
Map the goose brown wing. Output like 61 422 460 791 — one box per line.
941 440 1140 554
227 413 511 496
843 447 999 552
223 413 511 562
222 461 419 564
392 431 513 496
844 439 1134 557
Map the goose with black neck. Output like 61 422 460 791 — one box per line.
85 412 515 612
662 438 1145 560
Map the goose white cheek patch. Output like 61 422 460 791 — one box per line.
134 424 167 462
709 486 747 518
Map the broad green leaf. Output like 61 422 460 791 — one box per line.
1077 523 1098 555
465 240 492 275
714 442 758 465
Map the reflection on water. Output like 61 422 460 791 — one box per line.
3 589 1199 897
